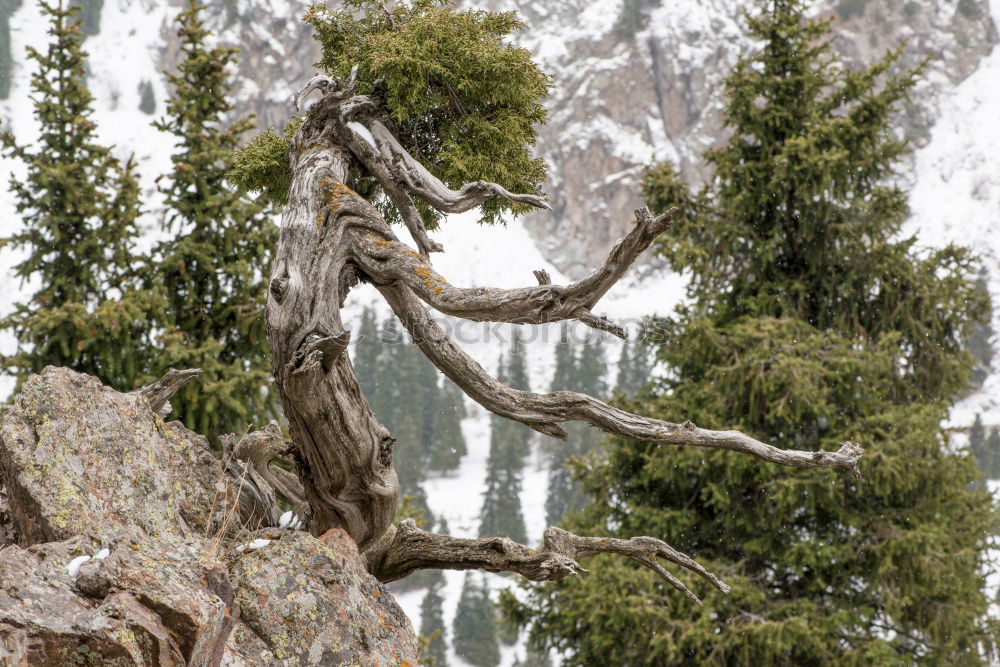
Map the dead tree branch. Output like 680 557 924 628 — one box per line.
366 520 729 604
131 368 202 418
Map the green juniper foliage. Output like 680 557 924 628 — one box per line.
1 1 158 391
509 1 997 664
232 0 551 228
151 0 277 442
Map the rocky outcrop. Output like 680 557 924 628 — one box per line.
0 483 16 547
227 528 417 666
0 367 418 666
0 528 233 665
0 368 224 545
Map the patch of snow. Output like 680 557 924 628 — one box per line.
66 555 91 578
346 121 379 153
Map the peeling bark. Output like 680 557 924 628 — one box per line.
264 74 864 593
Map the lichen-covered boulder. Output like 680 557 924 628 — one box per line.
0 367 224 545
0 528 233 666
0 368 419 666
225 528 418 666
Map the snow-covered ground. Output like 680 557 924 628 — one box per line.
2 0 1000 664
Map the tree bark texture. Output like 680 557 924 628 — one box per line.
263 74 863 593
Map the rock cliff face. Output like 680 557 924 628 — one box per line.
0 367 417 666
501 0 998 275
176 0 996 277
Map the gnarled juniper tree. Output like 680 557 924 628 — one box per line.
227 0 861 599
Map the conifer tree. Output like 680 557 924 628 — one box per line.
352 307 381 395
0 0 21 100
427 380 468 473
388 334 430 510
70 0 101 35
970 413 986 461
453 574 501 667
615 335 653 395
479 356 528 543
985 427 1000 480
419 571 448 665
507 329 530 392
574 336 607 397
137 79 155 115
152 0 277 442
505 331 533 460
1 0 157 391
968 270 994 387
549 323 575 391
479 415 529 542
515 1 997 662
545 334 609 525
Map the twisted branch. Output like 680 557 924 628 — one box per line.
352 207 675 339
366 520 729 604
376 282 862 475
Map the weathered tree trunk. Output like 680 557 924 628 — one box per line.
263 74 863 599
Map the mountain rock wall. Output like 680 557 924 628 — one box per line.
5 0 996 275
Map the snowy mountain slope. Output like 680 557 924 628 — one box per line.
2 0 1000 664
492 0 999 276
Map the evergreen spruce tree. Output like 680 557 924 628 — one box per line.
549 323 575 391
507 329 531 392
968 270 994 387
453 574 501 667
352 307 381 395
514 1 997 663
428 379 468 473
479 356 528 543
384 331 431 515
615 335 654 395
1 0 157 391
969 413 986 463
479 415 529 542
0 0 22 100
614 338 633 394
419 571 448 665
137 79 155 115
574 336 607 397
152 0 277 442
70 0 101 36
506 331 533 460
545 334 608 525
985 427 1000 480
